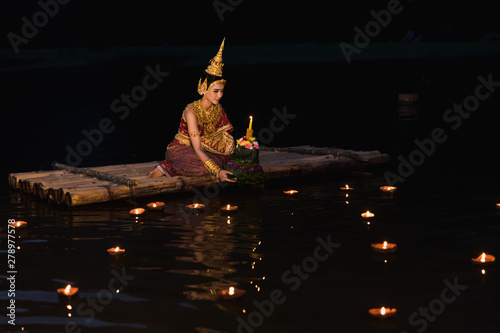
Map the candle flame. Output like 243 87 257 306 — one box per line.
227 204 230 210
481 269 486 275
383 241 388 249
16 222 21 227
229 287 235 296
381 307 386 315
481 252 486 262
64 285 71 294
194 203 199 208
114 247 120 252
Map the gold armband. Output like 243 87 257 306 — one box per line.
203 159 221 180
189 131 200 137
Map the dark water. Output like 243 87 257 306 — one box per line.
2 51 500 332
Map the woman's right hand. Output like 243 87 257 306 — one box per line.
219 169 236 182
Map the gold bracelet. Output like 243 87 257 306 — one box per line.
203 159 220 180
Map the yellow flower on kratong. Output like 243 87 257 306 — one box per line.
239 140 251 147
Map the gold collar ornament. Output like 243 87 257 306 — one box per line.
197 38 227 95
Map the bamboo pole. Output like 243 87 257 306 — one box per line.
53 162 140 187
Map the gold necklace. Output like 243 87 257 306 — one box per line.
192 100 221 134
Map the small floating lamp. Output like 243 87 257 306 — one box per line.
361 211 375 219
57 284 79 297
217 286 246 300
10 221 27 228
221 204 238 212
340 184 353 191
371 241 397 254
369 307 396 319
129 208 145 216
472 252 495 264
186 203 205 212
283 190 299 195
107 246 125 257
147 202 165 210
380 186 397 193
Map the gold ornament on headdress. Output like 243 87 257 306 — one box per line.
197 38 227 95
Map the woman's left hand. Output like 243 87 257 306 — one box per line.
219 169 236 182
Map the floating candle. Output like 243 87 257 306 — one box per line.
283 190 299 195
371 241 397 254
340 184 353 191
361 211 375 218
147 202 165 210
369 307 397 319
496 203 500 209
472 252 495 264
10 221 27 228
217 286 246 300
380 186 397 193
186 203 205 213
129 208 145 216
221 204 238 212
107 247 126 256
57 284 79 297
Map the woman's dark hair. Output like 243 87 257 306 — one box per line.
203 71 226 87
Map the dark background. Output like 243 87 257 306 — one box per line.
2 0 500 47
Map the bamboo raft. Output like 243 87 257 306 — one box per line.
8 146 390 207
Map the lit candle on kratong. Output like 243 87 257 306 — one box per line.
472 252 495 264
371 241 397 254
369 306 396 319
10 221 27 228
380 186 397 193
147 202 165 210
129 208 145 216
57 284 79 297
221 204 238 212
340 184 353 191
496 203 500 209
107 247 126 257
246 116 253 139
283 190 299 195
217 286 246 300
361 210 375 219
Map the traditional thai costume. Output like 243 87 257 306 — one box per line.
154 39 235 179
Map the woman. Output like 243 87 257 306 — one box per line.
147 39 236 182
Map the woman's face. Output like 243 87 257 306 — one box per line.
205 82 225 105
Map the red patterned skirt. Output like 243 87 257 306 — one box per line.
158 141 229 177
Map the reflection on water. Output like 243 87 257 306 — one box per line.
2 166 500 332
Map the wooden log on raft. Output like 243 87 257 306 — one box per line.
62 175 215 207
8 170 64 189
53 163 140 187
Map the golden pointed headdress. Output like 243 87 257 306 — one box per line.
197 38 227 95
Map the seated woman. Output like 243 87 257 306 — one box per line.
147 39 235 183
